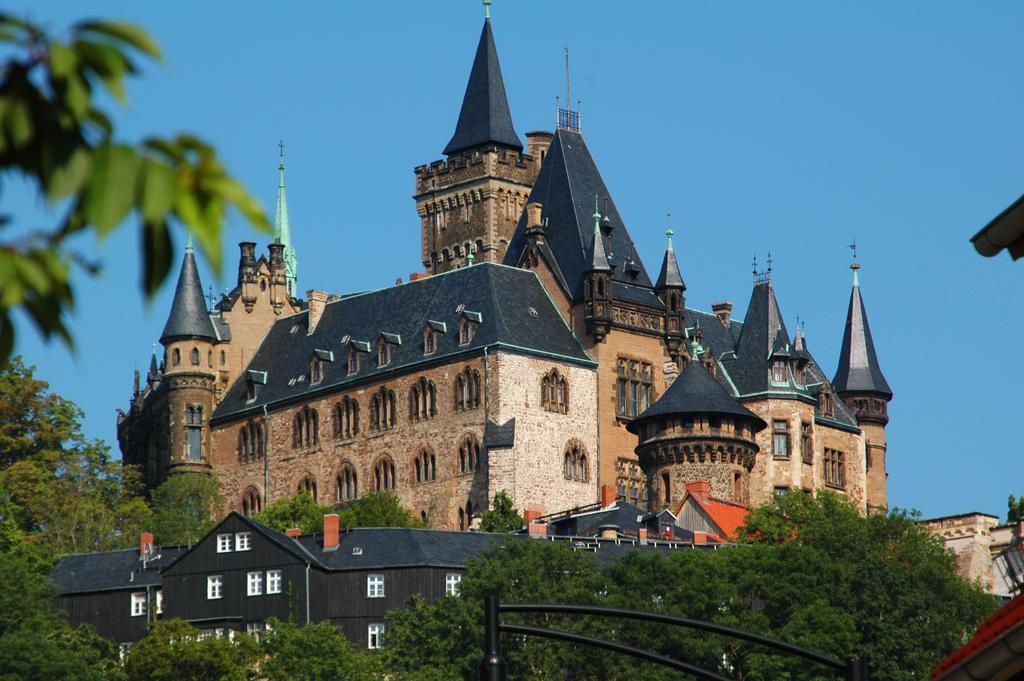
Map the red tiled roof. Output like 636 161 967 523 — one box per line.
932 592 1024 679
678 493 749 540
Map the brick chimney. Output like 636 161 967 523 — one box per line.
600 484 617 507
409 272 428 282
711 301 733 327
528 520 547 537
685 480 710 499
638 528 649 545
307 289 328 333
139 532 154 559
523 509 542 526
323 513 340 550
693 531 708 545
285 527 302 537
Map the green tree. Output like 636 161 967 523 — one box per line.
0 357 152 554
337 492 426 530
0 14 269 364
478 490 523 533
1008 494 1024 523
150 473 222 545
254 491 325 534
122 620 257 681
259 619 383 681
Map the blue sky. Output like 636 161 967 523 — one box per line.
10 1 1023 519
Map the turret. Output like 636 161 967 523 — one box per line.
238 241 258 311
833 256 892 511
274 145 298 297
655 220 686 361
628 360 766 508
159 236 216 478
583 197 611 342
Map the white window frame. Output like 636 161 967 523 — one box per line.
155 589 163 615
246 622 265 641
367 623 386 649
207 574 223 600
130 591 146 617
247 571 263 596
266 569 282 594
445 573 462 597
216 533 232 553
367 574 385 598
235 532 252 551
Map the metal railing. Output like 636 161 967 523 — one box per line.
479 597 867 681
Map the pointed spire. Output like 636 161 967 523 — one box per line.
147 344 160 384
160 244 216 344
589 196 610 271
656 212 686 290
443 17 522 156
833 260 891 398
274 143 298 297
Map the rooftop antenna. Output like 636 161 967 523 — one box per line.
848 239 860 286
564 44 571 111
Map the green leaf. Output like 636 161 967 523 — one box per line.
75 21 162 60
63 72 91 120
6 99 33 148
138 158 178 222
142 219 173 297
72 40 132 103
46 147 92 202
83 144 141 234
49 41 76 79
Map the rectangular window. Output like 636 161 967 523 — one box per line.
130 592 146 617
207 575 223 600
246 622 265 641
824 449 846 489
801 422 813 464
155 589 163 615
771 361 788 383
186 406 203 461
368 623 386 649
445 573 462 597
774 486 790 496
216 534 232 553
267 570 282 594
235 532 252 551
247 571 263 596
616 358 653 418
367 574 385 598
772 420 789 458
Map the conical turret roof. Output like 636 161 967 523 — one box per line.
656 231 685 290
160 244 216 344
628 360 766 430
443 19 522 156
833 269 891 398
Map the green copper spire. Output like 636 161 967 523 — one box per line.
483 0 491 20
185 231 193 252
275 142 298 297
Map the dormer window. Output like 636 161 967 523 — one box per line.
348 349 360 375
244 370 266 403
310 356 323 385
377 339 391 367
245 381 257 402
771 360 788 383
424 328 436 355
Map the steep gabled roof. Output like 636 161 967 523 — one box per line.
629 359 766 430
677 492 749 541
160 246 216 344
503 129 655 303
50 546 186 595
833 273 892 398
655 235 685 290
213 263 594 423
443 19 522 156
721 281 800 398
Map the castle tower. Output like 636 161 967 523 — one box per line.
833 259 892 511
159 236 217 478
274 145 298 297
629 359 766 508
655 223 686 362
583 199 612 341
414 15 545 274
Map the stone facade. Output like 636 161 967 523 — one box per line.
924 513 1019 596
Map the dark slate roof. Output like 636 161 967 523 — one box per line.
51 546 186 595
443 19 523 156
797 339 860 430
160 248 217 343
297 527 509 570
719 281 799 397
629 359 766 430
833 280 892 398
485 418 516 448
655 243 685 290
213 264 594 422
503 129 656 303
546 501 696 543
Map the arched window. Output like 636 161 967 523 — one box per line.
458 507 466 530
242 487 261 517
541 369 569 413
662 472 671 505
459 434 480 474
185 406 203 461
334 396 360 439
562 440 588 482
190 347 200 365
238 420 263 463
415 447 436 484
459 318 474 346
347 348 360 375
374 456 397 491
409 378 437 421
292 406 319 449
310 355 323 385
207 349 213 367
454 367 481 412
298 474 318 501
220 350 226 366
172 348 181 366
423 327 437 355
466 500 474 524
377 339 391 367
337 462 358 501
371 387 396 431
454 374 465 411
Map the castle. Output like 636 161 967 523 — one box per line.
118 14 893 528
